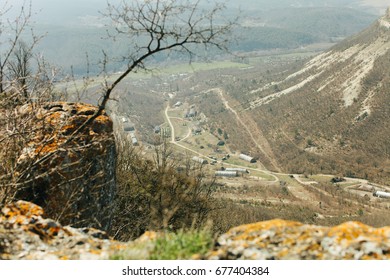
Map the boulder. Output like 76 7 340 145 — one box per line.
0 201 159 260
14 102 116 231
0 201 123 259
206 219 390 260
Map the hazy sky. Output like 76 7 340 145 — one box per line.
6 0 117 24
5 0 389 25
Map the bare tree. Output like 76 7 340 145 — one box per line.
0 1 52 105
0 1 61 207
7 41 33 100
72 0 235 137
0 0 234 232
1 1 31 95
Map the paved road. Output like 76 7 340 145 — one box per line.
165 105 176 143
164 103 279 182
164 103 389 190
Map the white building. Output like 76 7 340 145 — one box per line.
215 171 238 177
373 191 390 199
225 168 249 173
239 154 256 163
192 156 208 165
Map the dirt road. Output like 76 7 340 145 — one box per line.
205 88 281 171
164 103 279 182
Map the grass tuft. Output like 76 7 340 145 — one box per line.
149 228 214 260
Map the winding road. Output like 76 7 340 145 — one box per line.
164 103 279 182
164 101 389 200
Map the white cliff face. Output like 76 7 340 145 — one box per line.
341 38 389 107
248 8 390 114
379 7 390 28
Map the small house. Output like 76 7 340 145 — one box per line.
192 126 202 134
188 108 196 117
154 126 161 134
123 123 135 132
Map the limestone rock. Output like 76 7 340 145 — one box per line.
206 219 390 260
0 201 168 260
14 102 116 231
0 201 126 260
2 201 390 260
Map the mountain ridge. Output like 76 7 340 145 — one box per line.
242 8 390 182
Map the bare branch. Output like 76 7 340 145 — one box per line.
76 0 236 133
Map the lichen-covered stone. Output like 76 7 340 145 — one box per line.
14 102 116 231
0 201 167 260
2 201 390 260
206 219 390 260
0 201 125 260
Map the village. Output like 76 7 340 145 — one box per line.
111 94 390 214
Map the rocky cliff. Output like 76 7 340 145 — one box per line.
13 102 116 231
1 201 389 260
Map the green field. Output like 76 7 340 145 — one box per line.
150 61 249 75
114 60 249 80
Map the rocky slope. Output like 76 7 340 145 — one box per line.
1 201 389 260
244 8 390 181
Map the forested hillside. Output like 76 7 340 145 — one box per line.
239 10 390 183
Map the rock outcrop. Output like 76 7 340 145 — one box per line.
206 219 390 260
0 201 124 260
1 201 390 260
14 102 116 231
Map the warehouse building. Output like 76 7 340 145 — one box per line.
215 171 238 177
239 153 256 163
192 156 208 165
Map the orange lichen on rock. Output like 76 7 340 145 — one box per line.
1 201 389 260
327 221 388 244
29 102 112 155
35 140 62 154
229 219 303 234
14 102 116 231
0 201 125 260
206 219 390 260
1 200 44 219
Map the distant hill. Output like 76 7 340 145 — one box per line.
25 3 376 75
229 0 360 10
235 7 376 52
253 7 376 39
244 8 390 182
